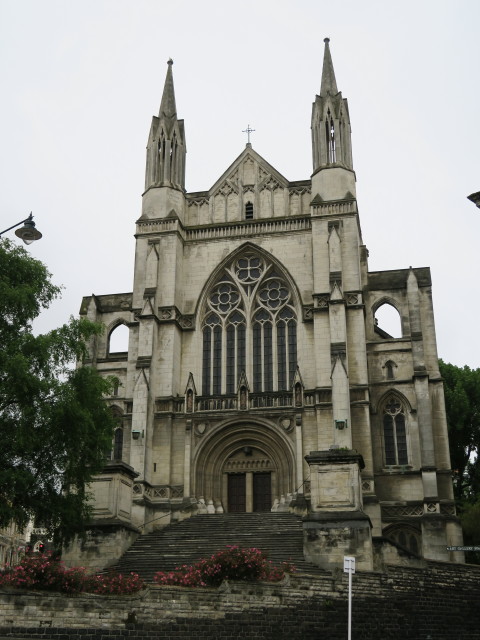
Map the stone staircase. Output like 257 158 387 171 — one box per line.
111 512 321 582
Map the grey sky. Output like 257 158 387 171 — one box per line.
1 0 479 366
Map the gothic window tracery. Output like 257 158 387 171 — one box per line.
383 396 408 465
202 252 297 395
385 525 421 556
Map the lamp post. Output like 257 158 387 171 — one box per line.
467 192 480 209
0 213 42 245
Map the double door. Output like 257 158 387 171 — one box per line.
227 472 272 512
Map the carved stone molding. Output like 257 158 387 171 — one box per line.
187 196 209 207
303 306 314 322
289 186 311 196
194 421 209 437
328 220 342 232
278 416 294 432
313 294 330 309
178 314 195 330
346 292 361 306
158 306 175 320
382 504 423 518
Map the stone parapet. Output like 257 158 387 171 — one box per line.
1 561 480 638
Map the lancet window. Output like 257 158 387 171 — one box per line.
202 253 297 395
383 396 408 465
326 109 336 163
113 427 124 461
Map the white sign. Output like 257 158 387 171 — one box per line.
343 556 356 574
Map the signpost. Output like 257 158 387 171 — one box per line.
343 556 355 640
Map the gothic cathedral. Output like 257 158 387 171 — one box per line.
76 40 464 571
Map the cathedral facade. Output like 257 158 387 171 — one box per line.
78 40 463 569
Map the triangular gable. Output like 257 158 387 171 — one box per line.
209 146 289 196
184 372 197 395
237 370 250 392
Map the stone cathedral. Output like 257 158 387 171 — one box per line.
74 40 464 571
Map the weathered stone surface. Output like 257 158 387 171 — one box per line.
74 41 463 573
1 561 480 639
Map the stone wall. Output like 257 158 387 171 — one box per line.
1 561 480 639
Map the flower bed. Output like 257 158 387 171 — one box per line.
154 545 295 588
0 553 143 595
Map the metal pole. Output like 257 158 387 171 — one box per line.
0 214 32 237
348 564 352 640
344 556 355 640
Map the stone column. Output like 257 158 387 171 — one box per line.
63 461 140 571
303 449 373 571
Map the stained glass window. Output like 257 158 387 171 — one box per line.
201 252 297 395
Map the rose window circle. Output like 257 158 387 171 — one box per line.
258 279 289 309
235 255 264 283
385 398 402 415
210 283 240 314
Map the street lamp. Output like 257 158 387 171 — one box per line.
0 213 42 245
467 192 480 209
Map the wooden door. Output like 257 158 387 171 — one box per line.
228 473 246 512
253 472 272 512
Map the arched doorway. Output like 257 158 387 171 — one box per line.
193 420 296 513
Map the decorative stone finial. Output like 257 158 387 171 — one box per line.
324 37 330 44
167 58 173 66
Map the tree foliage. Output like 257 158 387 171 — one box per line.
0 239 117 546
439 359 480 560
439 360 480 502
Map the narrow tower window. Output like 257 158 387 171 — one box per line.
383 397 408 465
385 360 396 380
326 110 336 163
245 201 254 220
113 427 123 461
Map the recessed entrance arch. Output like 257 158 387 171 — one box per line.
193 420 296 513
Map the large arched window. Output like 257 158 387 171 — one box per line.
374 302 402 339
108 322 129 355
383 396 408 465
202 252 297 395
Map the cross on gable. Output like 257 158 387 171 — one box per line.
242 124 255 144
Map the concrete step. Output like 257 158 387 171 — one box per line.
109 512 322 581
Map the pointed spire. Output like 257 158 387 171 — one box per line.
311 38 354 181
159 58 177 120
144 58 186 193
320 38 338 97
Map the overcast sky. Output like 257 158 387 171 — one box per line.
1 0 479 367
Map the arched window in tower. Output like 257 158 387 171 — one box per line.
383 396 408 465
201 253 297 396
113 427 124 461
326 110 336 163
158 129 166 177
170 132 177 175
385 359 397 380
108 323 129 355
245 201 254 220
374 302 402 339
